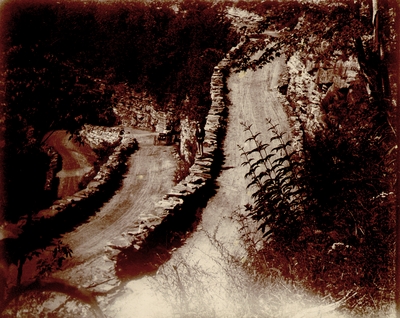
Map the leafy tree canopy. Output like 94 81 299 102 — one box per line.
0 0 238 220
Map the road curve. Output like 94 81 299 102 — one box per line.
179 56 292 257
44 130 97 198
20 57 292 316
18 128 177 290
60 129 176 266
106 56 294 317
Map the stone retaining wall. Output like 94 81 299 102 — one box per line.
42 144 62 193
79 125 125 149
106 56 232 258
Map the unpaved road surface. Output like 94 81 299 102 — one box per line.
61 130 175 265
106 57 294 317
39 129 176 289
45 130 97 198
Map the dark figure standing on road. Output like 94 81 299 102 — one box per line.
195 123 205 156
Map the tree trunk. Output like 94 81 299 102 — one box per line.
16 256 25 286
372 0 379 53
369 0 391 98
393 1 400 317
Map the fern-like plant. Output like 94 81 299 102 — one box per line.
238 120 306 245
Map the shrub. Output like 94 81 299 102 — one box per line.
240 111 395 310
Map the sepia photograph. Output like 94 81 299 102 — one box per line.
0 0 397 317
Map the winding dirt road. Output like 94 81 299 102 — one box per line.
17 53 293 317
60 129 176 267
106 56 293 317
27 129 177 291
45 130 97 198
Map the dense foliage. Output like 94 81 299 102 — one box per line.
233 0 395 74
1 0 237 221
238 0 396 311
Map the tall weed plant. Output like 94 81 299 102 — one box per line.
238 120 306 245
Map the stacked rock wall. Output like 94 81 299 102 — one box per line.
42 144 62 193
106 57 232 256
79 125 125 149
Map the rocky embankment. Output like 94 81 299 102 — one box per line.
280 52 361 141
113 85 161 130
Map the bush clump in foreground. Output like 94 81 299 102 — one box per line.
233 0 395 314
239 111 395 313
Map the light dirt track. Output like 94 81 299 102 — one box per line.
107 56 294 317
45 130 97 198
22 57 291 316
18 56 292 315
36 129 176 288
204 55 292 237
177 56 292 263
61 130 175 265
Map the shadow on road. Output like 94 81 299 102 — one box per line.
114 151 226 280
